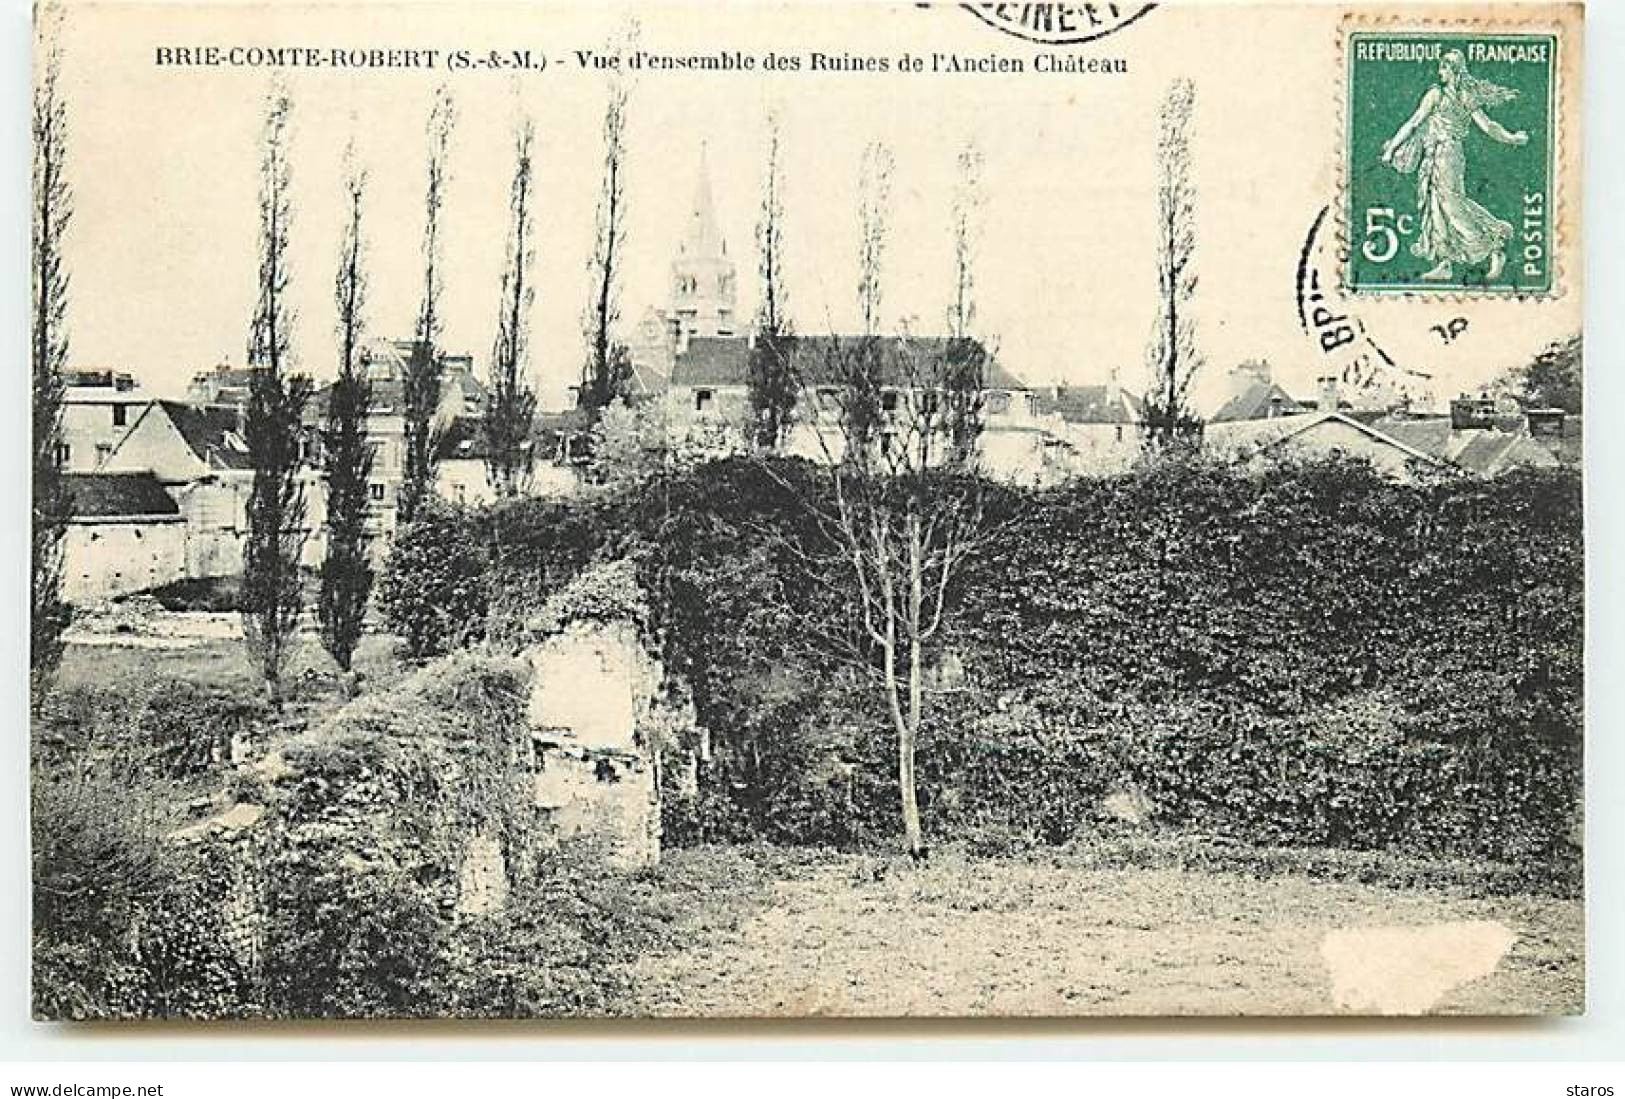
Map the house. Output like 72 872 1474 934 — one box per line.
1370 410 1562 477
304 338 487 540
100 399 323 578
1205 409 1445 479
185 363 259 408
61 472 188 603
1030 381 1147 478
1528 410 1582 467
1210 361 1307 424
59 368 152 472
665 333 1046 477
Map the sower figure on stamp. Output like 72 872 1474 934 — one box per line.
1380 49 1528 282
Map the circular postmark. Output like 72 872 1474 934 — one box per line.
1296 204 1437 407
961 2 1156 46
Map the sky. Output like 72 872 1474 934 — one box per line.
50 1 1582 412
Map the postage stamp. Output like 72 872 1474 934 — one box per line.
1345 31 1557 295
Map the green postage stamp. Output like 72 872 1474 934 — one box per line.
1346 30 1557 295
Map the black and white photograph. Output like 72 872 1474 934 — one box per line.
24 0 1587 1024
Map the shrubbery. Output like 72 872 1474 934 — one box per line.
35 679 269 779
369 455 1583 886
31 772 254 1019
377 500 492 659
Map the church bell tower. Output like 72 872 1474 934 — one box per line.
668 143 738 348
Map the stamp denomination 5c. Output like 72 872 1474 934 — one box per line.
1346 31 1557 295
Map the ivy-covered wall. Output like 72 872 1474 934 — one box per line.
379 456 1583 888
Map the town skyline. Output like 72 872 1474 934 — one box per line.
51 3 1577 415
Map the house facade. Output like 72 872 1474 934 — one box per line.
61 472 188 603
59 369 152 473
100 398 325 580
304 338 489 541
664 333 1053 478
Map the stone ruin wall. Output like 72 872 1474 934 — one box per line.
523 618 663 873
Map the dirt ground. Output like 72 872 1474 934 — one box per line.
625 849 1583 1018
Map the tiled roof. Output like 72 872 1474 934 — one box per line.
65 472 180 518
161 401 254 470
1035 384 1145 425
1211 380 1307 423
670 335 1025 391
1206 411 1442 467
1371 416 1561 476
1373 417 1454 456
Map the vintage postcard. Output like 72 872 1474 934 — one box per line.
28 0 1583 1020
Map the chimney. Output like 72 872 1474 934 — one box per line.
1526 407 1567 439
1450 393 1495 430
1317 375 1340 416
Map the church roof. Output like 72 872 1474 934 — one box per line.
670 335 1026 391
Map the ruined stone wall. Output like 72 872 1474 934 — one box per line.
526 619 662 871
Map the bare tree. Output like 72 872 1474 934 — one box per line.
856 141 893 339
400 85 456 525
242 86 313 708
579 63 632 419
944 140 987 462
793 143 991 861
31 8 73 704
747 111 798 450
485 116 539 498
1143 77 1203 448
318 147 374 684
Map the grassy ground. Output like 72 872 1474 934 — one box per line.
54 631 403 702
623 846 1583 1018
44 629 1584 1020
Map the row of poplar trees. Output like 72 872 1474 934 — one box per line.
26 10 552 706
241 83 545 704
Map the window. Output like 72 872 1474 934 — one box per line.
695 388 714 413
55 443 70 465
95 442 114 465
369 482 386 503
881 390 899 412
985 391 1011 415
112 403 128 427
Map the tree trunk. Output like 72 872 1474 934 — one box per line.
898 514 926 859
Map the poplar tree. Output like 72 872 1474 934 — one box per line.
31 10 73 704
579 67 633 419
1143 78 1203 449
318 151 374 682
400 86 455 525
485 117 538 498
747 112 799 451
242 87 313 708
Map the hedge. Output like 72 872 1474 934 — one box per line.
379 455 1582 885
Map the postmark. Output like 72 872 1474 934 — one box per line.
961 2 1155 46
1297 204 1435 406
1344 30 1557 296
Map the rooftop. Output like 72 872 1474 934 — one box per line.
65 472 181 519
670 335 1025 391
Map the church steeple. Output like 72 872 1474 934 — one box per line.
669 141 737 344
680 141 725 260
